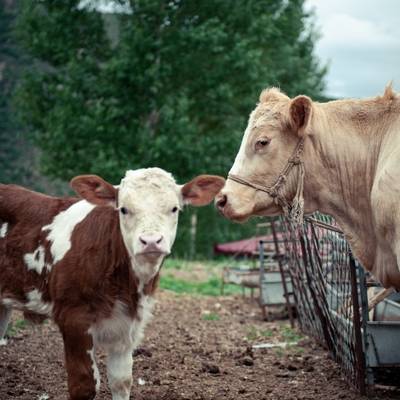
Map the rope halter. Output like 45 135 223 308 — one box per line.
227 138 305 225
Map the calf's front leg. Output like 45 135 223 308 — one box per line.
0 305 11 345
106 348 134 400
59 317 99 400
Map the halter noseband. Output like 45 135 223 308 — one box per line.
227 138 305 224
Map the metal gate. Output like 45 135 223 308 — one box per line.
278 214 367 393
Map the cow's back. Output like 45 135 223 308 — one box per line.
0 184 77 225
0 184 78 308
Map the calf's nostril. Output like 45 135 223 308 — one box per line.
216 194 228 209
139 234 163 246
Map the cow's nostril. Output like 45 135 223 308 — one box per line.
216 194 228 210
156 235 163 244
139 237 147 245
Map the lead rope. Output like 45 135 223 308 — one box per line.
271 159 305 226
288 160 305 225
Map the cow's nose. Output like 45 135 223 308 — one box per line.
139 234 164 246
216 193 228 211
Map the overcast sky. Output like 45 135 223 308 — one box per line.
306 0 400 98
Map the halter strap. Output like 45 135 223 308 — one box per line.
227 138 305 224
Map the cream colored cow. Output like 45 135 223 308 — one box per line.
217 85 400 289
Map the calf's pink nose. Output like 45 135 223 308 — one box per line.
139 234 163 246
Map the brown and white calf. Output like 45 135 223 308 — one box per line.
0 168 224 400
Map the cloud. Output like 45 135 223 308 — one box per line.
320 13 398 49
306 0 400 98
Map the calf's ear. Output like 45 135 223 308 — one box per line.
289 95 312 137
70 175 117 206
181 175 225 206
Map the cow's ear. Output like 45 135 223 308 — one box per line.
289 95 312 137
70 175 117 206
181 175 225 206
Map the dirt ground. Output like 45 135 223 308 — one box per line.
1 290 399 400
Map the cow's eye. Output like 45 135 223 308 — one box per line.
120 207 128 215
255 137 270 151
172 206 179 213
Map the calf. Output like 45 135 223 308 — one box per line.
0 168 224 400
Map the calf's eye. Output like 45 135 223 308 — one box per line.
172 206 178 213
120 207 128 215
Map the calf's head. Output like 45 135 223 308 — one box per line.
71 168 224 281
216 88 312 222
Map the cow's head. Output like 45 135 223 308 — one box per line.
71 168 224 282
216 88 312 222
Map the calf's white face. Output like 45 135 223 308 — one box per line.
71 168 224 283
118 169 182 259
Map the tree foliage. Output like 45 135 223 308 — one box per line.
14 0 327 256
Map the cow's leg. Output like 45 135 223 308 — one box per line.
106 347 133 400
0 305 11 345
59 318 99 400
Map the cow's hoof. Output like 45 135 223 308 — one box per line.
0 338 8 346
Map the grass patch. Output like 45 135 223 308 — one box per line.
163 258 229 271
160 274 241 296
280 325 304 342
163 258 185 270
247 326 275 341
246 326 259 340
6 318 27 337
202 313 220 321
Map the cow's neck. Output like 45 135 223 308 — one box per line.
302 103 384 269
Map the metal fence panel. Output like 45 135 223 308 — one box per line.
280 214 366 393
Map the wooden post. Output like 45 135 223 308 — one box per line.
189 211 197 260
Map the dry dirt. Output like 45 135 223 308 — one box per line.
1 291 399 400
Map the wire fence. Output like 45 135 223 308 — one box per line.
278 213 366 393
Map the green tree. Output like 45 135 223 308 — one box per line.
0 0 66 194
14 0 327 256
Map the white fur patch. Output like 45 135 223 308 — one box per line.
89 301 134 353
229 111 254 175
43 200 95 263
87 348 100 393
87 292 155 400
2 290 52 315
26 289 53 316
1 298 23 309
0 222 8 238
107 349 133 400
23 246 50 274
132 295 155 349
88 296 155 353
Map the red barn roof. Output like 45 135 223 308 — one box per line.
214 234 280 256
